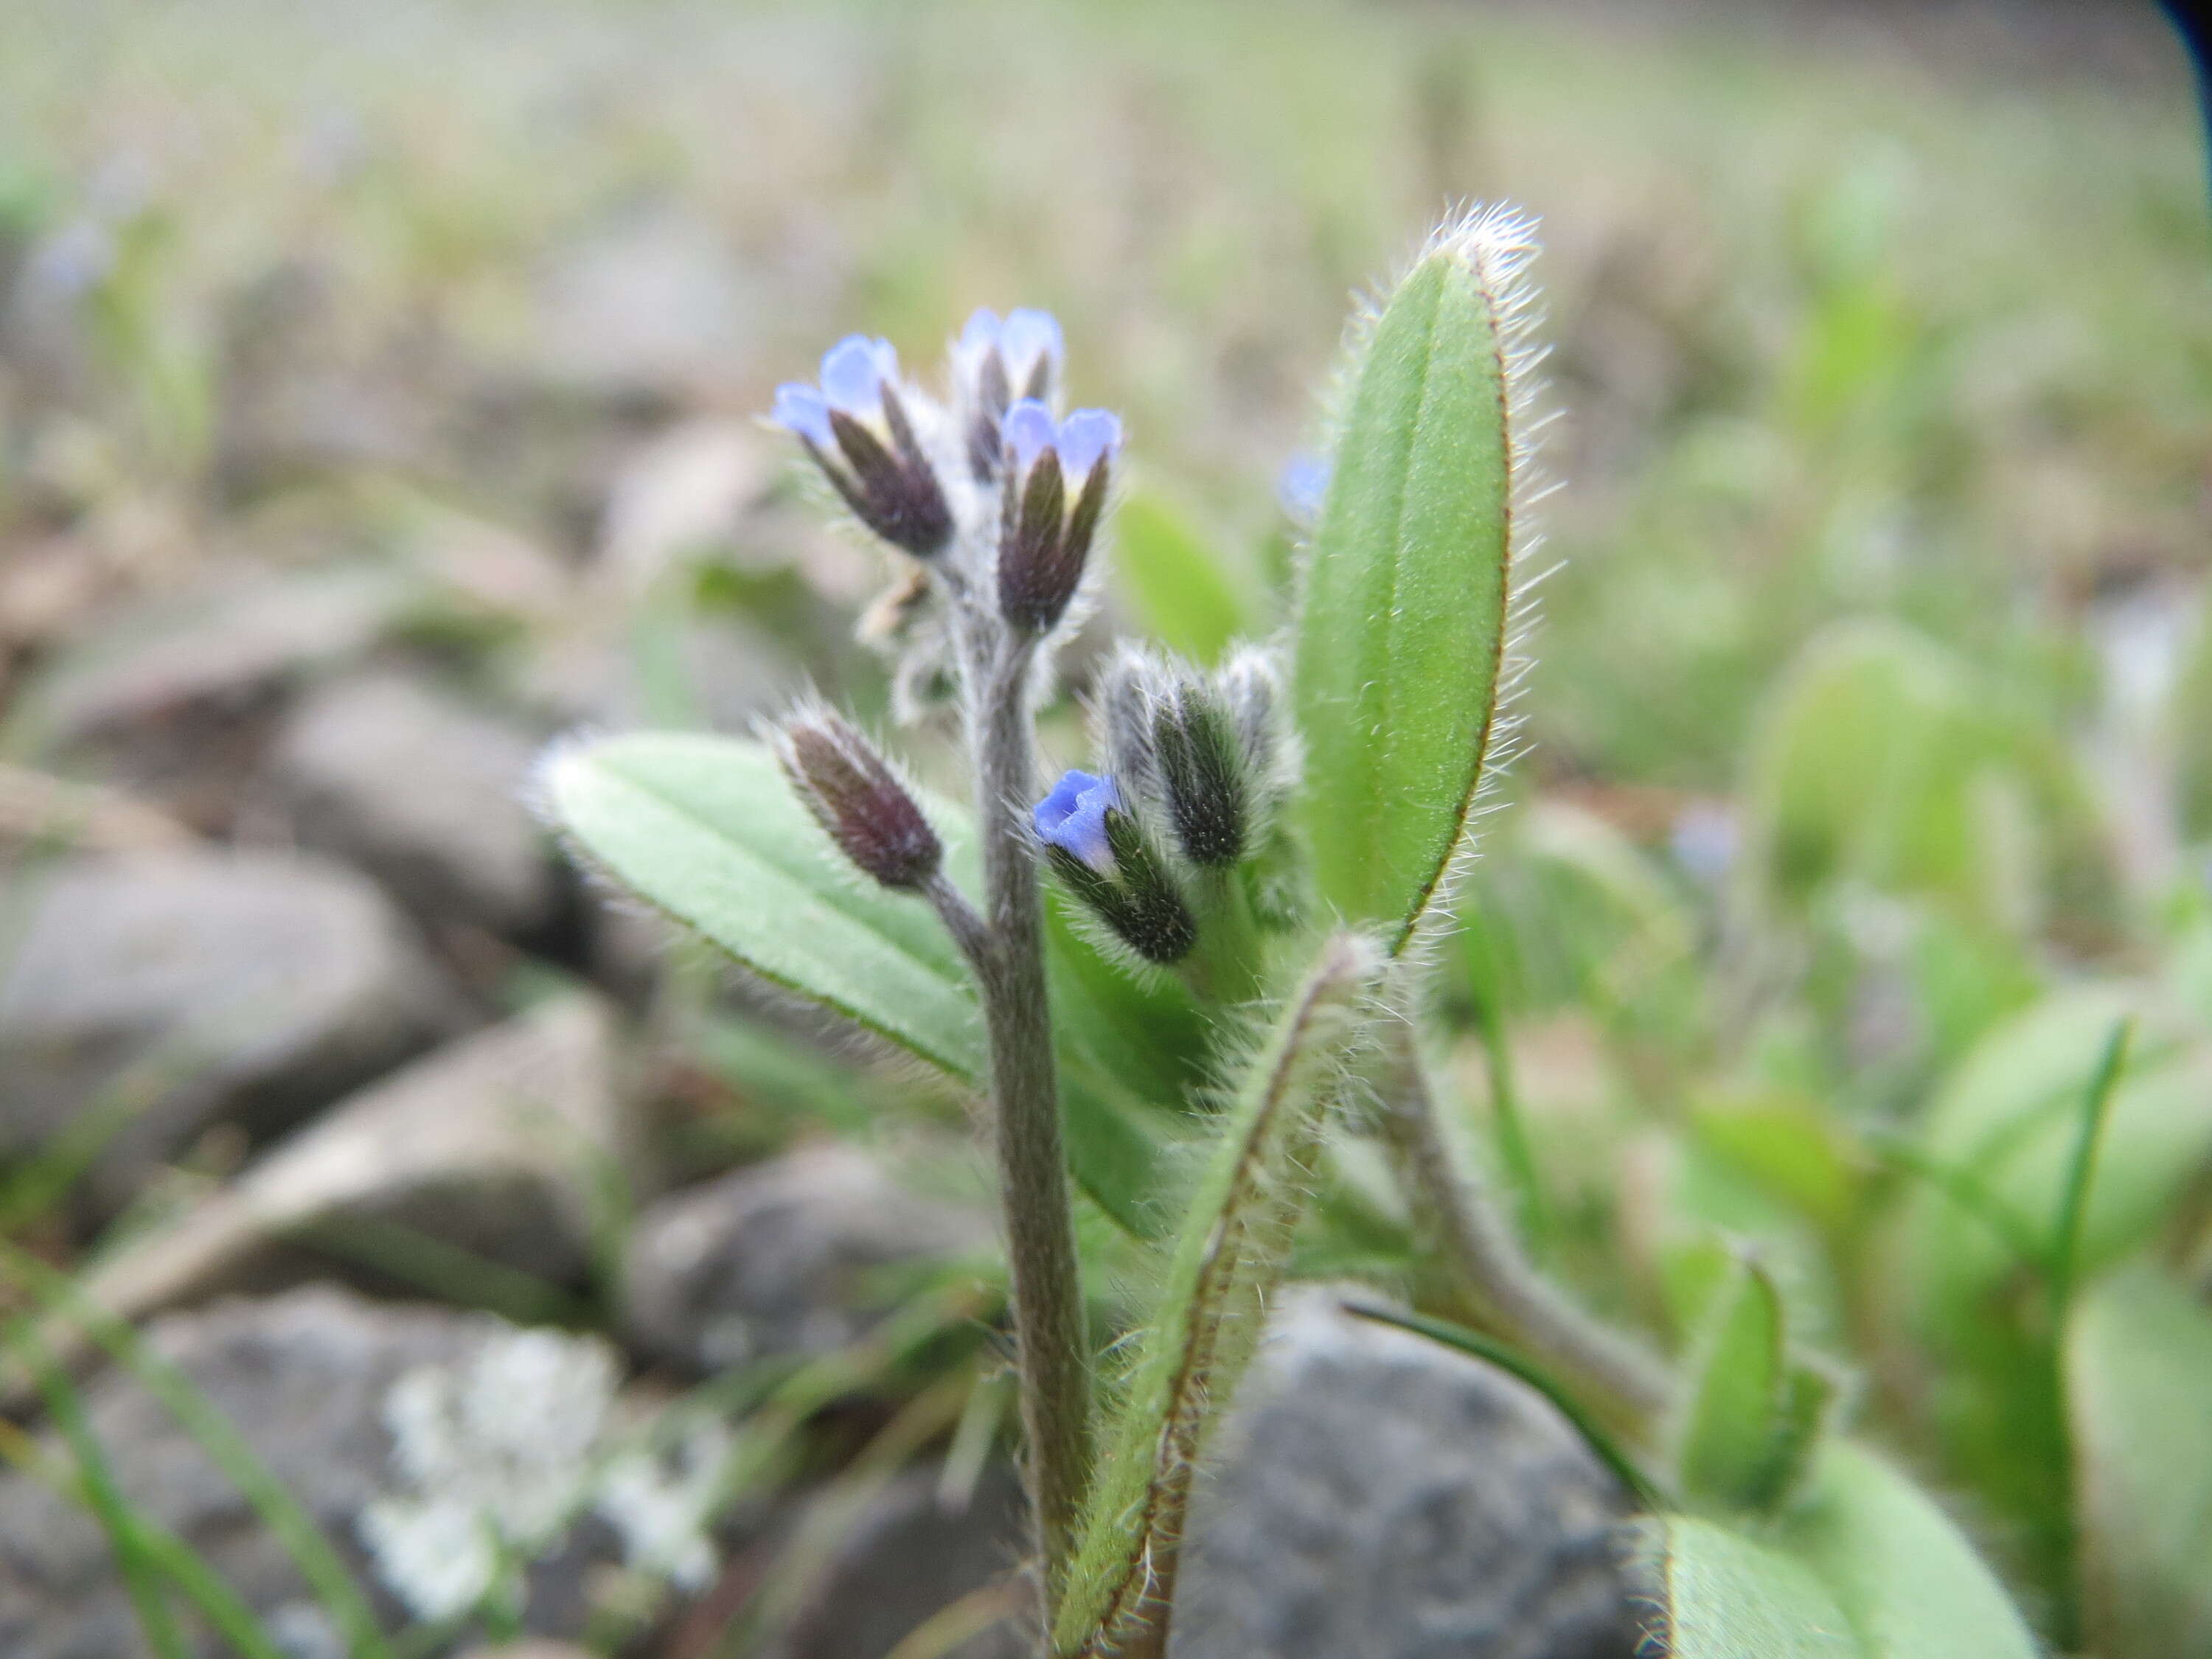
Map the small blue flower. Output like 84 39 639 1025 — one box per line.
819 334 898 416
768 332 951 557
1002 398 1123 481
1056 408 1121 479
960 307 1065 389
1034 770 1120 869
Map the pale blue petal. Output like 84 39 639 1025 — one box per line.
1056 408 1121 479
960 307 1004 355
1003 398 1056 473
770 383 834 447
820 334 888 414
1001 309 1065 376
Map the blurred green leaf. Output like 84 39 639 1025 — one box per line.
1781 1443 2040 1658
1745 622 2100 936
1461 798 1697 1033
1896 988 2212 1332
1292 230 1520 953
1655 1515 1854 1659
1654 1444 2038 1658
544 732 1196 1237
2065 1267 2212 1659
1689 1094 1859 1238
1112 490 1249 664
1678 1257 1830 1516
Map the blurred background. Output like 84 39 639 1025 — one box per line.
0 1 2205 1656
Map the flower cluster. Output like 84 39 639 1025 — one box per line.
769 307 1120 647
1034 645 1298 969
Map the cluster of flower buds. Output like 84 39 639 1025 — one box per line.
772 337 955 560
1033 645 1298 970
770 704 943 892
769 310 1123 658
995 400 1119 636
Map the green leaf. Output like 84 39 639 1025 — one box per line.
1655 1516 1855 1659
1292 212 1531 953
1896 987 2212 1335
1780 1443 2040 1659
543 732 1197 1237
1112 490 1249 664
1679 1259 1798 1514
1742 620 2105 933
1652 1444 2039 1658
1056 932 1382 1658
2065 1266 2212 1658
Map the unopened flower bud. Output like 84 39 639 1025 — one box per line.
773 708 942 890
955 307 1065 480
996 400 1120 634
771 335 954 559
1033 768 1196 963
1153 684 1247 869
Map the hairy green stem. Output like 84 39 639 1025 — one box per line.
959 633 1093 1617
1373 1020 1669 1444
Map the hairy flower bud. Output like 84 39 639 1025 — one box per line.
1153 683 1247 869
771 336 954 559
1033 769 1196 964
996 400 1120 635
773 707 942 890
955 307 1065 481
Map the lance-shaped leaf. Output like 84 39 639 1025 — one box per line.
1291 205 1539 953
1054 931 1382 1658
2066 1265 2212 1659
541 731 1197 1237
1649 1443 2039 1658
1677 1256 1833 1517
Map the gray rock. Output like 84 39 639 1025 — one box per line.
765 1464 1031 1659
621 1144 984 1376
0 850 452 1213
0 1288 611 1659
265 671 559 937
53 994 627 1350
9 563 415 752
1172 1293 1644 1659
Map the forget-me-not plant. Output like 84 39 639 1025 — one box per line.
546 206 2055 1659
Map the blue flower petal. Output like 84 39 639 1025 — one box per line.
959 307 1004 356
1034 769 1121 870
820 334 894 414
1003 398 1056 473
1001 309 1065 377
771 383 834 447
1055 408 1121 479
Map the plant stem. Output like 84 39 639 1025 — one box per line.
957 633 1093 1616
1372 1020 1669 1446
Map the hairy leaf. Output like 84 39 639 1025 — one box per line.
1652 1444 2038 1658
543 732 1197 1236
1055 932 1382 1658
1655 1516 1854 1659
1292 209 1534 953
1677 1258 1789 1513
